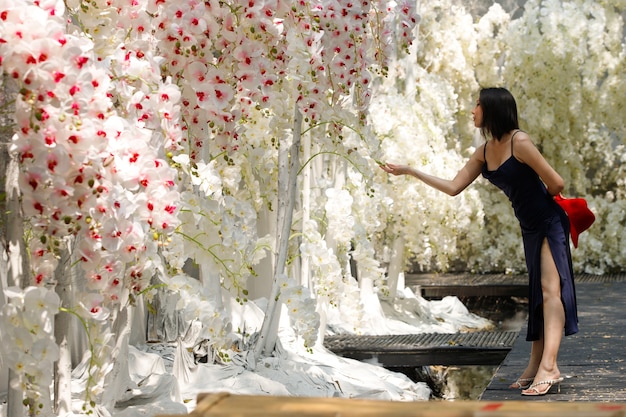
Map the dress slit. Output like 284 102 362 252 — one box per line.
524 211 578 341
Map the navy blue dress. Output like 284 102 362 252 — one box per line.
482 135 579 341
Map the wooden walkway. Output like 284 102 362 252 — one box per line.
405 272 529 297
481 277 626 402
404 272 625 298
328 272 626 402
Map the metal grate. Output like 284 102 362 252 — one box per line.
324 330 519 353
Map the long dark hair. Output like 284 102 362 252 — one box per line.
479 87 519 141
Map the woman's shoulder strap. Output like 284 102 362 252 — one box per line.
511 129 523 153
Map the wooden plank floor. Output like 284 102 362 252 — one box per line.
404 272 625 298
405 272 529 297
481 279 626 402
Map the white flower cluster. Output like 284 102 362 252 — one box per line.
0 287 60 409
324 188 355 247
370 63 485 271
371 0 626 274
499 0 626 271
346 170 389 293
300 219 347 308
166 274 236 356
277 275 320 350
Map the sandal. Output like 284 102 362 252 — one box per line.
521 377 564 396
509 377 534 390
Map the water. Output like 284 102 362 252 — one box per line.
422 365 500 400
417 295 528 400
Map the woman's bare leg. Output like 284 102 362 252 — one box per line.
521 239 564 393
509 332 542 388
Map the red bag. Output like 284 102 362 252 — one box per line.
554 194 595 248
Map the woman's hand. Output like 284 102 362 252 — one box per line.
380 163 411 176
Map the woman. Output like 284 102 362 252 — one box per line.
381 87 578 396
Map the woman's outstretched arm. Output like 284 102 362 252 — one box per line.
380 146 485 196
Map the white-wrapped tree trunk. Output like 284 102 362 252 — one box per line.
386 236 406 300
1 126 29 417
54 243 73 415
254 107 303 357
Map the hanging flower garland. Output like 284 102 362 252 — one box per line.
0 0 181 410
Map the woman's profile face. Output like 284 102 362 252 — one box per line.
472 99 483 128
